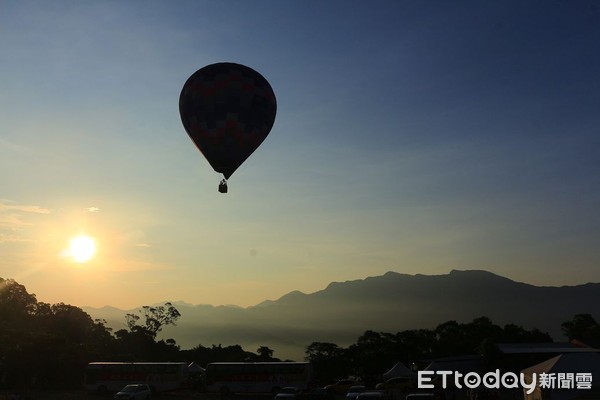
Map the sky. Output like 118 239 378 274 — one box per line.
1 0 599 309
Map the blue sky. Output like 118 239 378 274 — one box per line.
1 0 599 308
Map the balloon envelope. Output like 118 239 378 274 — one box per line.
179 63 277 180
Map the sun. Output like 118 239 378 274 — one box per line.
66 235 97 263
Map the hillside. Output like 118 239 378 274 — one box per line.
84 270 600 361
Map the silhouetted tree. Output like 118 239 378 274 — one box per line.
502 323 552 343
434 320 468 356
1 276 588 392
396 328 436 362
114 328 158 360
0 278 116 389
181 343 281 366
305 342 349 385
561 313 600 342
206 344 255 362
257 346 274 360
125 302 181 338
0 278 37 326
348 331 400 382
115 302 182 360
302 317 556 384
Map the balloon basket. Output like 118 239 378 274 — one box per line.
218 179 228 193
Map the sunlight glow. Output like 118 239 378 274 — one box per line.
66 235 97 263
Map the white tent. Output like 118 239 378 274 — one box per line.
521 352 600 400
187 362 205 375
383 362 415 381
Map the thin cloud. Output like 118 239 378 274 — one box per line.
135 243 151 248
0 201 51 214
0 214 31 229
0 200 51 242
0 233 33 243
87 207 100 213
0 137 31 153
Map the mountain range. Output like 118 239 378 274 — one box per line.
83 269 600 361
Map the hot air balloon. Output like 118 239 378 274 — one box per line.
179 63 277 193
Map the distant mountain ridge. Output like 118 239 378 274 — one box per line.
83 270 600 361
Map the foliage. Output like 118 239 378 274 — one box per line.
0 278 278 389
256 346 275 360
561 313 600 342
0 279 114 389
0 277 594 391
305 342 347 384
125 302 181 338
304 317 554 385
180 343 281 366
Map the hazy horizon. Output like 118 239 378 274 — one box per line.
75 268 600 310
2 1 600 309
78 269 599 361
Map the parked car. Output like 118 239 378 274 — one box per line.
376 377 414 391
346 386 366 400
325 379 356 395
303 387 335 400
405 394 435 400
468 388 500 399
113 384 151 400
356 391 386 400
275 387 303 400
376 376 415 398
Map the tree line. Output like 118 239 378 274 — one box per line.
1 277 598 389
